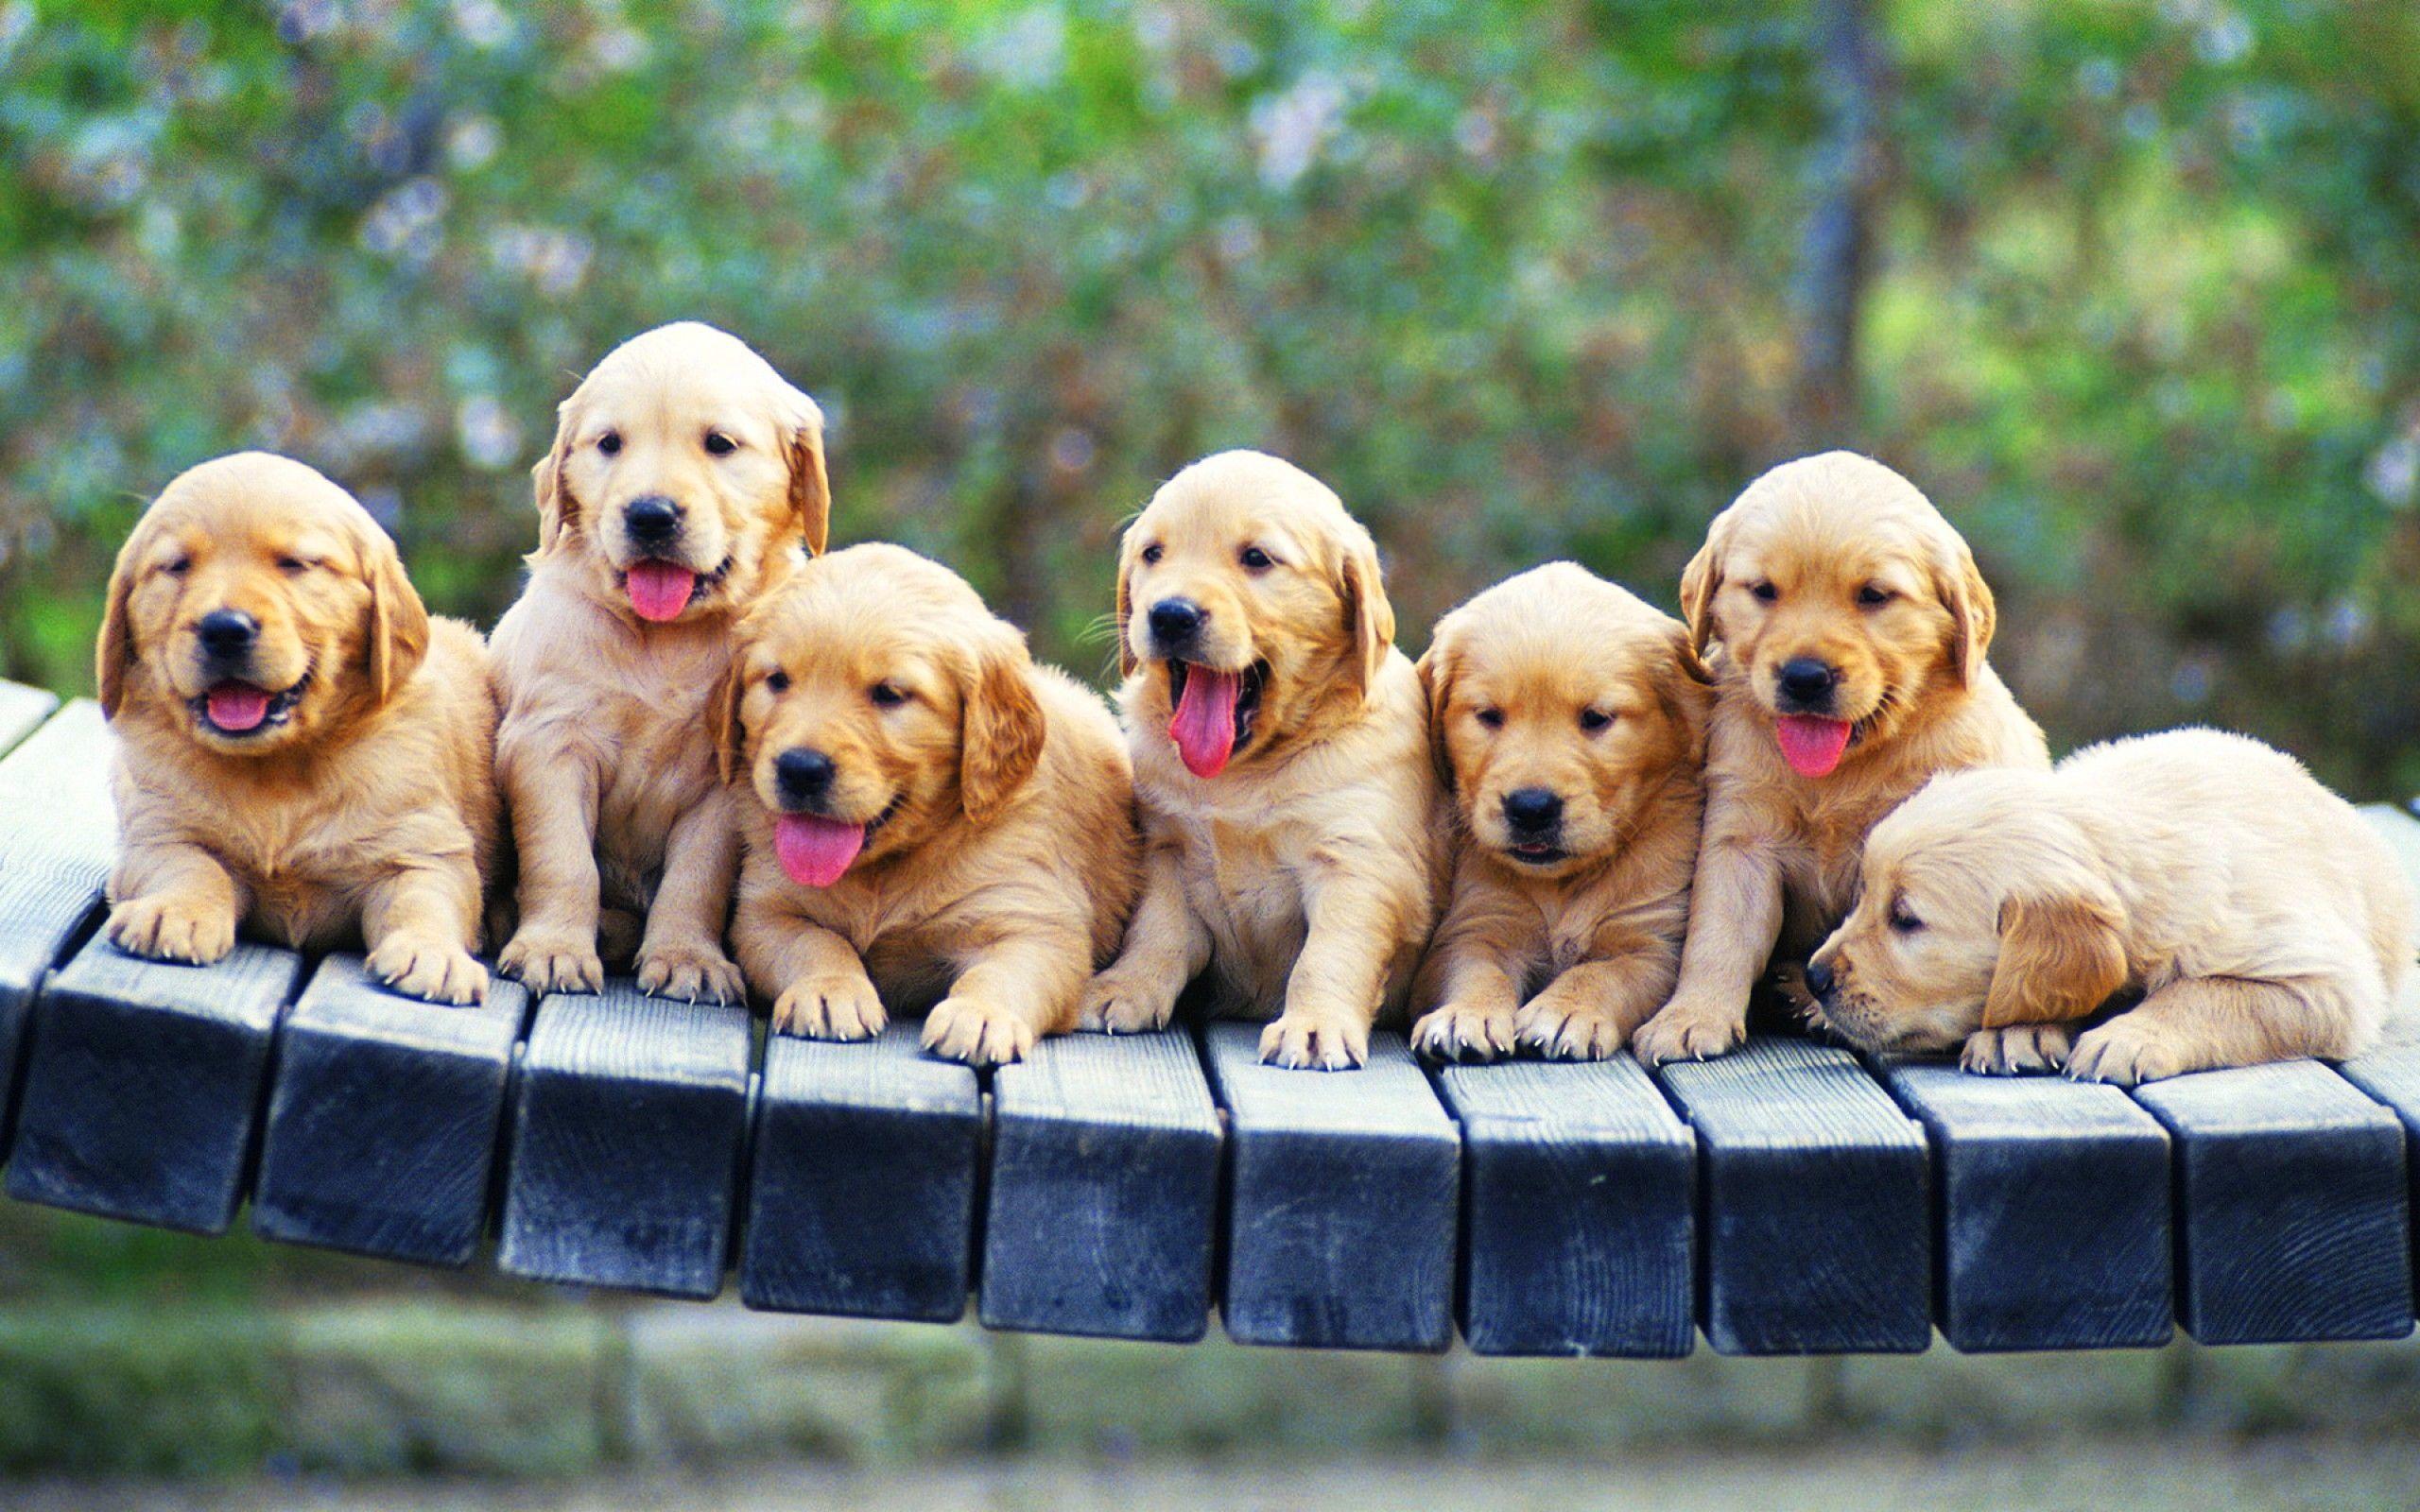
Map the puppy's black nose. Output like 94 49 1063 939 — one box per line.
624 495 683 545
197 610 258 661
1503 787 1564 833
1805 959 1836 999
1148 597 1204 647
774 747 836 804
1777 658 1839 707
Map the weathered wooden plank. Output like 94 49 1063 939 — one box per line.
0 868 104 1152
6 936 302 1233
1202 1023 1460 1352
0 701 119 881
981 1029 1221 1341
1434 1056 1695 1357
0 680 59 756
1654 1037 1931 1355
250 955 529 1266
1879 1058 2171 1351
2133 1062 2411 1345
2342 1042 2420 1223
741 1023 982 1322
496 985 752 1298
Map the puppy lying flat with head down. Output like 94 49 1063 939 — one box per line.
1081 450 1443 1070
721 544 1137 1065
99 453 499 1003
1806 729 2419 1083
1410 564 1712 1062
491 321 830 1003
1632 451 2049 1065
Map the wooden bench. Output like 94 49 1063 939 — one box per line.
0 680 2416 1354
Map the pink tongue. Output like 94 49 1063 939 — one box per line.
1168 666 1241 779
626 560 697 623
206 683 271 732
1777 714 1854 778
774 813 866 888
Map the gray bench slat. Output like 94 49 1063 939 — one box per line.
2342 1043 2420 1223
1879 1059 2171 1351
742 1024 981 1322
1435 1056 1695 1357
496 985 752 1298
251 955 529 1265
0 868 105 1151
1654 1037 1931 1355
2132 1063 2412 1345
6 936 302 1232
981 1029 1221 1341
0 680 59 756
1202 1023 1460 1351
0 701 119 881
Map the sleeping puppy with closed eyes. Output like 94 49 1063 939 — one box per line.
1806 728 2419 1084
491 321 830 1004
1410 564 1712 1062
1080 450 1444 1070
99 452 499 1003
720 544 1138 1065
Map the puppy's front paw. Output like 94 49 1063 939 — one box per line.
1077 962 1182 1035
1631 997 1746 1066
1259 1010 1370 1071
1516 994 1628 1061
367 935 490 1005
771 973 887 1041
106 894 236 966
1411 1002 1517 1062
1962 1022 2072 1075
922 997 1037 1066
2067 1018 2196 1085
635 941 746 1006
496 927 603 994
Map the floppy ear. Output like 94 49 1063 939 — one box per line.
531 401 579 558
786 392 831 556
95 518 149 719
1984 886 2130 1029
1415 640 1456 790
1114 532 1139 679
707 658 747 786
1336 530 1396 696
960 627 1046 824
1677 512 1732 664
1651 624 1716 745
1932 544 1996 688
360 525 432 706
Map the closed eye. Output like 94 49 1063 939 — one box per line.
1889 900 1924 934
277 555 314 575
160 556 193 577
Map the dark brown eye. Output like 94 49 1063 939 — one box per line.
1749 581 1779 603
704 431 736 456
1579 709 1613 732
1858 585 1894 608
597 431 622 456
765 669 789 693
1139 543 1164 565
162 556 192 577
870 681 908 708
1239 545 1273 570
1476 708 1506 730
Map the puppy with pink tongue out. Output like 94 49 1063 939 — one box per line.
1630 452 2049 1066
1081 452 1445 1071
489 322 832 1004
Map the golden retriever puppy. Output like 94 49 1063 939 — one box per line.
720 544 1136 1065
491 321 830 1002
1632 451 2049 1064
1409 564 1711 1062
98 452 498 1003
1080 450 1443 1070
1806 729 2419 1083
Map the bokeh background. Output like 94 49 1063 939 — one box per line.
6 2 2420 1505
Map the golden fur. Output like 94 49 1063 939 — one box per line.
1809 729 2419 1083
1082 450 1443 1070
720 544 1137 1065
490 321 830 1002
1632 451 2049 1064
98 452 498 1003
1410 564 1711 1061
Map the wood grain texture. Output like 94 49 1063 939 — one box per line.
1435 1056 1695 1357
496 985 752 1298
1654 1037 1931 1355
251 954 530 1266
1202 1023 1460 1352
2133 1062 2412 1345
742 1023 981 1322
0 867 105 1152
0 680 60 757
982 1029 1221 1341
2342 1042 2420 1222
1880 1058 2171 1351
7 936 302 1233
0 701 119 882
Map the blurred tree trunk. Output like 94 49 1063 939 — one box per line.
1792 0 1887 447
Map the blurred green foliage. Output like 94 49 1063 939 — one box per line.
2 0 2417 786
